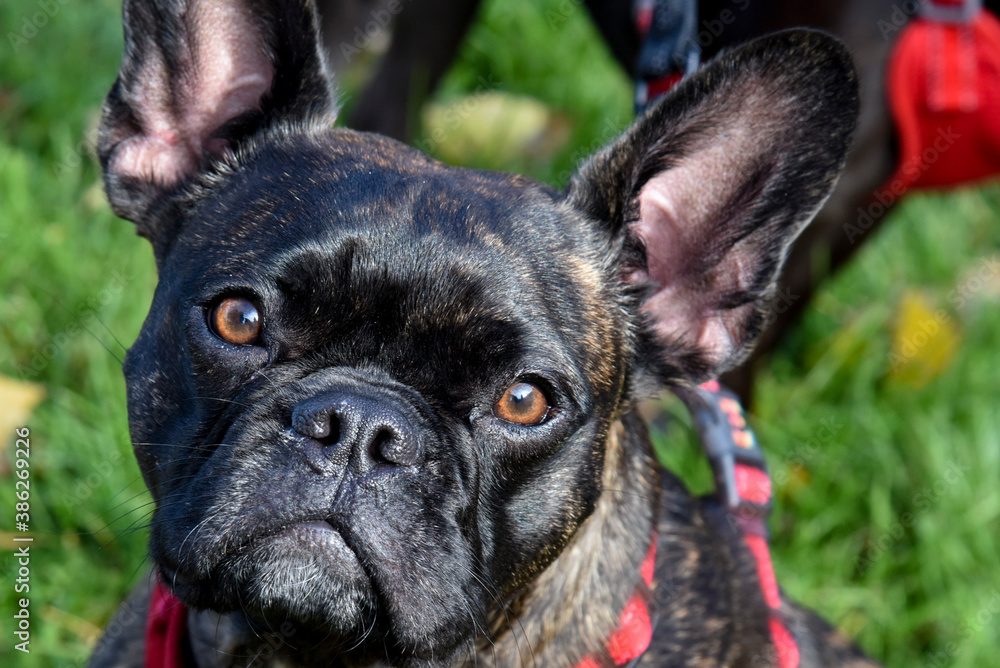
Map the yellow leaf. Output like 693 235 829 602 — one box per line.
888 291 960 388
0 375 45 460
0 532 41 550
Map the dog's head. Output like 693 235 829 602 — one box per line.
99 0 856 662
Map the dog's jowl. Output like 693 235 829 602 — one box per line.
89 1 880 666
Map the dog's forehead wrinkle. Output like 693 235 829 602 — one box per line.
178 137 569 274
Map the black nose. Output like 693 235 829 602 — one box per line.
291 391 421 469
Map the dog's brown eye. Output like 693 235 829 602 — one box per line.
210 297 262 345
494 382 551 425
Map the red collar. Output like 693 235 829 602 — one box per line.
146 579 188 668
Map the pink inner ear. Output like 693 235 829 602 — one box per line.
111 0 274 186
629 138 759 369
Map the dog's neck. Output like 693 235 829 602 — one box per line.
470 410 660 668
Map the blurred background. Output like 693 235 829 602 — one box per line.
0 0 998 666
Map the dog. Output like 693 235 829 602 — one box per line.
88 1 880 666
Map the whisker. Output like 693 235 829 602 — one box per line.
188 396 254 409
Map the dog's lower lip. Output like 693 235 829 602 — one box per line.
270 519 366 572
277 519 361 556
278 519 350 548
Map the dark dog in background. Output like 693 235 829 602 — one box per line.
89 0 879 665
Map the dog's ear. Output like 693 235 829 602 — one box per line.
98 0 335 240
568 29 858 384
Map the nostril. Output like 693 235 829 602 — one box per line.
316 416 341 448
292 399 345 444
370 427 393 459
373 427 419 467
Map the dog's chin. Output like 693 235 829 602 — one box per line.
168 520 377 639
162 520 479 662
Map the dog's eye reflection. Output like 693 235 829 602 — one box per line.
493 382 551 425
209 297 262 345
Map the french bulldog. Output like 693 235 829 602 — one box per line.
88 0 880 666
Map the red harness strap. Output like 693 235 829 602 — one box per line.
575 375 799 668
146 579 188 668
573 537 658 668
735 472 800 668
679 380 801 668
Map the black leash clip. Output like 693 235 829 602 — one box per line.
672 380 772 518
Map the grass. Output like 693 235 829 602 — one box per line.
0 0 998 666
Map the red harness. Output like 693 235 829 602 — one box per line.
677 380 800 668
572 537 658 668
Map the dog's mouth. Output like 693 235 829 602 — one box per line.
271 519 362 566
284 518 339 537
267 518 372 584
162 511 382 640
256 517 374 593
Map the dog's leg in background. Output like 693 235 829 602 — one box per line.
319 0 482 141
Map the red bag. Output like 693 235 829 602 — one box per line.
886 1 1000 191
